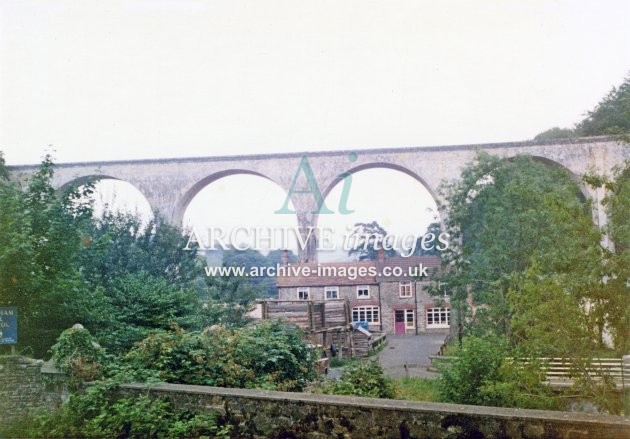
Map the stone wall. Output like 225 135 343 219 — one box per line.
118 382 630 439
0 356 67 432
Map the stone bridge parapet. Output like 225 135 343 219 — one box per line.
118 382 630 438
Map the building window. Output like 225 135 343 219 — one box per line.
352 306 380 323
426 307 450 328
405 309 415 328
357 285 370 299
297 288 309 300
325 286 339 299
399 281 412 298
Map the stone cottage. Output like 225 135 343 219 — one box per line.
276 250 450 335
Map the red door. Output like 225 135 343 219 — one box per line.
394 310 406 334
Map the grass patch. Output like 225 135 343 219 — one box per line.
394 377 440 402
329 356 360 368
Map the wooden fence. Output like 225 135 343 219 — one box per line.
429 355 630 390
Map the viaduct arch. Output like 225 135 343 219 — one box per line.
8 136 629 261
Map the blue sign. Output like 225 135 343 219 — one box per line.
0 307 17 344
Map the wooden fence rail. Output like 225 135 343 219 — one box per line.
428 356 630 390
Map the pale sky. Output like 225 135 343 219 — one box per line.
1 1 629 260
1 0 629 166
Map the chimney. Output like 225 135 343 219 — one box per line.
377 247 385 262
281 249 289 266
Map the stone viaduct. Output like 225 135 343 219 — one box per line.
8 136 629 262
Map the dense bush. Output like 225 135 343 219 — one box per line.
124 321 317 391
437 336 558 409
51 325 107 383
30 382 230 438
322 361 395 398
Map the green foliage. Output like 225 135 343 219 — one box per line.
602 163 630 353
93 272 200 353
124 321 316 391
434 153 627 412
437 336 557 409
393 377 439 402
329 356 358 368
322 361 395 398
437 336 507 405
412 221 443 256
79 211 203 291
534 74 630 142
508 264 595 357
582 161 630 354
221 248 277 297
200 274 259 329
534 127 576 141
347 221 399 260
51 326 106 382
31 382 229 438
0 151 8 180
0 154 97 356
435 153 601 339
577 74 630 140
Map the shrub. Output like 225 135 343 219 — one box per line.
124 321 317 391
437 336 559 409
51 325 106 382
32 381 230 438
437 336 507 405
322 361 395 398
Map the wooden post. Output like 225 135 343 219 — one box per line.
262 301 268 320
308 301 314 330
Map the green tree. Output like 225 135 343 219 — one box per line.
576 75 630 140
347 221 399 260
0 154 97 356
0 152 8 180
437 336 558 409
221 248 275 297
266 249 298 266
199 274 259 329
412 221 443 256
92 272 200 353
435 153 601 340
534 127 576 141
534 74 630 142
584 161 630 352
79 211 203 291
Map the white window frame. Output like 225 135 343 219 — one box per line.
399 281 413 298
356 285 370 299
352 306 380 324
405 309 415 329
325 286 339 300
297 288 309 300
426 307 450 328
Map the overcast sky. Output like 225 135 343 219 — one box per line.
1 1 629 260
1 0 629 166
